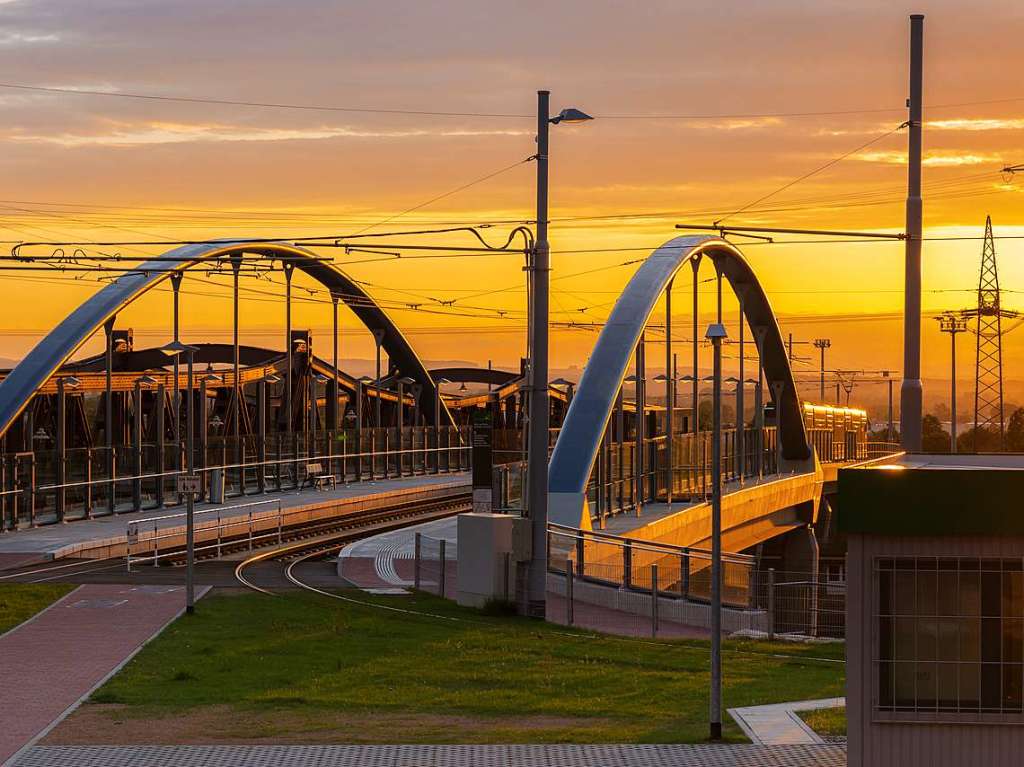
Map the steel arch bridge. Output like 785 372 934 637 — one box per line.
0 240 453 442
547 235 813 530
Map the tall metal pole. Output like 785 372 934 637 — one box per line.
901 13 925 451
56 378 67 521
737 295 745 480
887 374 894 442
665 281 673 504
814 338 830 401
373 330 385 429
525 89 551 619
691 255 701 434
171 273 182 477
706 321 727 741
185 349 195 614
950 330 957 452
232 257 241 489
937 315 967 452
332 295 340 433
104 318 115 513
284 262 294 439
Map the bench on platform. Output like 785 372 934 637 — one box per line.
304 462 337 491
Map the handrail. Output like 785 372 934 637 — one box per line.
548 522 755 566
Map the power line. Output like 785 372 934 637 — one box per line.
7 80 1024 120
715 124 907 225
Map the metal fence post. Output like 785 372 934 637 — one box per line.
681 550 690 599
622 539 633 589
768 567 776 641
566 559 574 626
438 538 446 598
651 563 659 638
414 532 421 590
575 532 585 579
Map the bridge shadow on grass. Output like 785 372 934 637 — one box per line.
56 589 844 745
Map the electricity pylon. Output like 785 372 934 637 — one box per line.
958 216 1017 449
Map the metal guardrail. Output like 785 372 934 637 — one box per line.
125 498 285 570
2 426 472 531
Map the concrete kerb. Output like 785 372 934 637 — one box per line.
728 697 845 746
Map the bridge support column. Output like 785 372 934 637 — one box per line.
634 334 646 514
103 317 115 514
780 524 821 637
232 256 241 493
256 379 266 493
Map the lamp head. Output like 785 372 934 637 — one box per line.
705 323 728 341
159 340 198 358
550 107 594 125
62 375 81 389
263 373 281 384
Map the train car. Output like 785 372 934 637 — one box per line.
802 402 868 461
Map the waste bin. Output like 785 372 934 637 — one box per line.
209 468 225 504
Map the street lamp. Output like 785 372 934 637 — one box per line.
525 90 592 619
160 340 200 615
935 313 967 452
433 377 451 474
705 321 728 741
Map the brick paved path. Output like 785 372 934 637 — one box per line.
14 744 847 766
0 583 206 766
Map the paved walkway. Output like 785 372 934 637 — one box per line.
13 744 847 766
0 474 469 560
0 583 209 767
728 698 845 746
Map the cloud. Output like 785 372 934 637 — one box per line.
688 117 783 131
928 118 1024 132
855 150 1006 167
0 31 59 45
4 120 532 147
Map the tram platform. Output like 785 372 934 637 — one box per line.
0 473 470 565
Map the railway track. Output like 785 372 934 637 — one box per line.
234 492 470 593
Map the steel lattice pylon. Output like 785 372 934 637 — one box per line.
968 216 1012 447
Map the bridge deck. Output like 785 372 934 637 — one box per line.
0 473 470 563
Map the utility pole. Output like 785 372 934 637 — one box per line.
813 338 830 401
706 321 728 741
900 13 925 451
936 313 967 452
524 92 592 618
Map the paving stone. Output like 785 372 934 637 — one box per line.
14 744 848 767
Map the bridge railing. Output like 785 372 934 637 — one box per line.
0 425 471 531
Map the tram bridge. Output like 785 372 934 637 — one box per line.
0 235 896 580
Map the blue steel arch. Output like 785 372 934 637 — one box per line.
547 235 810 528
0 241 454 439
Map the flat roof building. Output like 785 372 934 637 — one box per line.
840 454 1024 767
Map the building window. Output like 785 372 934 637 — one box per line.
875 557 1024 716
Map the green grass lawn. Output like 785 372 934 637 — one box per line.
0 583 75 635
74 590 845 744
797 706 846 738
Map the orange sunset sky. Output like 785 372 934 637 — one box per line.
0 0 1022 412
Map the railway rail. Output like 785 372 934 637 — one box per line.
234 492 470 593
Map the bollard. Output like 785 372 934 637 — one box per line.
651 564 659 638
414 532 422 591
438 538 446 598
566 559 574 626
768 568 776 641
